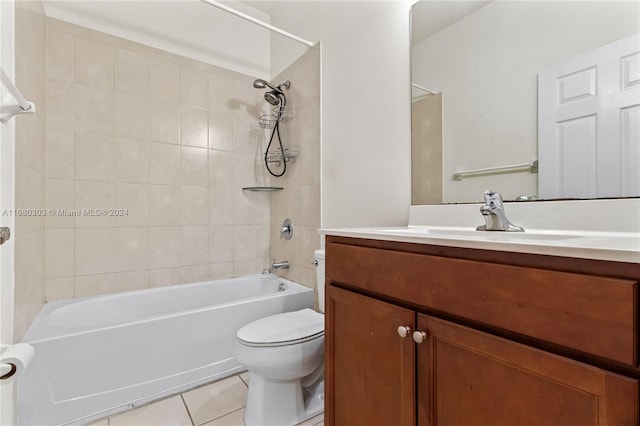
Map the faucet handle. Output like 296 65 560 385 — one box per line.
483 190 504 209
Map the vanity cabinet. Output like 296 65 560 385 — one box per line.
324 236 640 426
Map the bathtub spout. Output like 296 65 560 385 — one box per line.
272 260 289 270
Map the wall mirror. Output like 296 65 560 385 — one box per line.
411 1 640 205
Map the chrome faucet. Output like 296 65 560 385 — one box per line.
476 190 524 232
272 260 290 270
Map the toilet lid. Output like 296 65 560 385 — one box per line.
237 308 324 347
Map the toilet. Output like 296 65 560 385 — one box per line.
233 249 326 426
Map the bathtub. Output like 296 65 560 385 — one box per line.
18 274 314 426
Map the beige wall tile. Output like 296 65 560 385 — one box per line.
208 110 234 151
209 188 234 225
74 273 111 298
75 181 113 227
180 146 208 187
46 129 74 179
180 106 208 148
75 85 114 135
181 66 208 108
149 99 180 144
180 225 208 266
46 30 74 82
111 227 149 272
180 186 208 226
209 225 234 263
149 184 181 226
209 73 234 113
149 227 181 268
75 130 114 181
14 1 47 338
75 227 114 275
47 17 90 37
209 149 234 187
45 228 74 279
75 270 148 298
115 48 149 96
42 15 320 303
75 37 113 90
113 183 149 227
149 267 181 288
234 191 255 225
115 93 149 140
14 285 45 343
180 264 209 284
45 179 75 229
114 137 149 183
233 225 256 261
149 142 180 185
14 230 45 305
149 58 180 101
47 79 74 130
45 277 75 301
233 259 258 277
233 151 259 189
208 262 234 280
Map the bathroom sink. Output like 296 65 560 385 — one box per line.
373 227 582 241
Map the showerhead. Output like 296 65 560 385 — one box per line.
253 79 290 107
264 91 281 106
253 79 280 92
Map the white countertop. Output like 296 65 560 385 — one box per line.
321 199 640 263
320 226 640 263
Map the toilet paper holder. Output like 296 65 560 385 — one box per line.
0 343 35 383
0 362 17 379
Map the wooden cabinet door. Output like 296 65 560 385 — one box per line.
416 314 639 426
325 285 416 426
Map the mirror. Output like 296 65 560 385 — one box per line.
411 1 640 204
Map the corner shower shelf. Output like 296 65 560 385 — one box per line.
242 186 284 192
265 145 299 166
258 106 294 129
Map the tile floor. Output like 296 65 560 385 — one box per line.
86 372 324 426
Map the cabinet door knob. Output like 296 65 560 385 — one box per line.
397 325 411 338
412 330 429 344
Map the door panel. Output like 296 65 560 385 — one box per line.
325 285 415 426
417 315 639 426
539 32 640 198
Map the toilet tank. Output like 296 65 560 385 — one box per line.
314 249 325 313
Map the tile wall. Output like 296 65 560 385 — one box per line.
268 46 321 303
14 0 47 340
43 18 274 301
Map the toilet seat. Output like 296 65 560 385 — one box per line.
237 308 324 347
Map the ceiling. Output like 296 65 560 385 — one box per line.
411 0 492 44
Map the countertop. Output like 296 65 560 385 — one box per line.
320 226 640 263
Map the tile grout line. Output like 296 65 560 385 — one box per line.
180 393 197 426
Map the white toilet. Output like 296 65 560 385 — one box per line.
234 249 326 426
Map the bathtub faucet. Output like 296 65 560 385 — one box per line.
272 260 290 270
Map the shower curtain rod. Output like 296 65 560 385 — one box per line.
200 0 314 48
0 68 36 123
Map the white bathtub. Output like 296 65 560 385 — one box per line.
18 274 314 426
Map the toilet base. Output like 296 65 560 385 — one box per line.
244 375 324 426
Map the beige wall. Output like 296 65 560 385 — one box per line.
268 46 321 301
411 94 442 205
14 0 46 341
43 18 272 301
